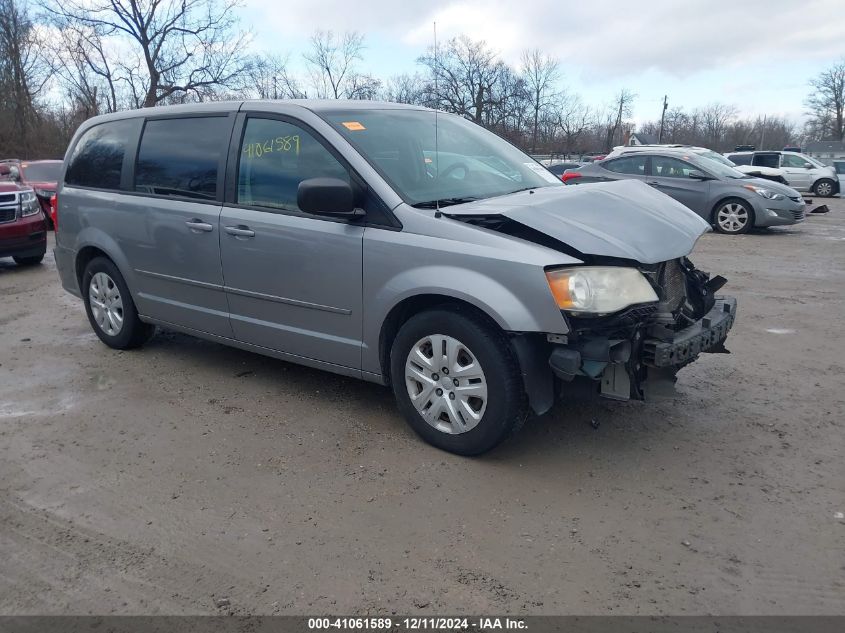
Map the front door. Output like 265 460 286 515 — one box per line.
220 115 364 370
648 155 708 214
125 115 233 337
780 153 812 190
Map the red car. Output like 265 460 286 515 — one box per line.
0 159 61 229
0 166 47 266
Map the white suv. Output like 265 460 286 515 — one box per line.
725 151 839 197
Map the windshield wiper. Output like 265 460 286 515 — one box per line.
412 196 481 209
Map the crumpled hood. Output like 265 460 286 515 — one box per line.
445 179 710 264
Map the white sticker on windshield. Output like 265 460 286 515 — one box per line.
524 162 561 184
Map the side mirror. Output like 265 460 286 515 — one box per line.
803 162 814 169
0 164 10 177
688 170 711 180
297 178 363 217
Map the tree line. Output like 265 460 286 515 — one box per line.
2 0 843 160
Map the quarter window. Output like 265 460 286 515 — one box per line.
66 120 136 189
652 156 696 178
603 155 647 175
135 117 228 200
237 118 348 212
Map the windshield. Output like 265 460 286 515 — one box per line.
322 109 561 206
691 154 748 179
21 162 61 183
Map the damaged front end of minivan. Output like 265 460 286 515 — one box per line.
445 180 738 414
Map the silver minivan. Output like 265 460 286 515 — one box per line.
54 101 737 455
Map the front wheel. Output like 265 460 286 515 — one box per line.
713 199 754 234
813 179 835 198
390 307 528 455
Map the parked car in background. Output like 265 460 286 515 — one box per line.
546 162 581 180
834 160 845 191
0 159 61 228
0 169 48 266
563 149 805 234
607 144 788 184
725 151 839 197
783 146 801 153
53 100 737 455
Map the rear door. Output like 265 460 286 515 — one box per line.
122 114 234 337
219 113 365 370
647 155 708 214
780 153 812 190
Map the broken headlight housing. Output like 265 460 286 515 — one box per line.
20 191 41 217
545 267 658 316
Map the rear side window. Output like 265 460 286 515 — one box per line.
727 154 751 165
66 120 135 189
603 155 647 175
752 153 780 169
135 117 228 201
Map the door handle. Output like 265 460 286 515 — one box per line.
224 225 255 238
185 219 214 232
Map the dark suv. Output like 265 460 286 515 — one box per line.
0 166 47 266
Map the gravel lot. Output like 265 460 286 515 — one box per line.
1 199 843 615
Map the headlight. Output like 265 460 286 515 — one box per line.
743 185 784 200
545 267 658 315
20 191 41 217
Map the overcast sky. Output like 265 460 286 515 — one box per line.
243 0 844 124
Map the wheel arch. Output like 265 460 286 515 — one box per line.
73 228 136 296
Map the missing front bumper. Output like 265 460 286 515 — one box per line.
643 297 737 367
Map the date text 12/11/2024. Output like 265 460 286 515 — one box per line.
307 618 528 631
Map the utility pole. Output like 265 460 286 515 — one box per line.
658 95 668 143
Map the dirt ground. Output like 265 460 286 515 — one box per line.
1 199 843 616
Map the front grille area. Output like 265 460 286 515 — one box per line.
790 207 806 221
0 206 17 223
0 193 15 204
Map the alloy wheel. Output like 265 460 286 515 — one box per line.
716 203 749 233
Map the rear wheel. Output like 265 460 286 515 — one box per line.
713 199 753 235
13 253 44 266
390 306 528 455
82 257 155 349
813 179 835 198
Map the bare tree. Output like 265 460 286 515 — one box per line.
805 58 845 141
384 72 427 105
241 53 304 100
603 89 635 151
0 0 50 155
43 0 251 107
554 94 592 155
521 49 559 153
303 30 377 99
419 35 505 124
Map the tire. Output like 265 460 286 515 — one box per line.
712 198 754 235
13 253 44 266
389 306 528 455
813 178 835 198
82 257 155 349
